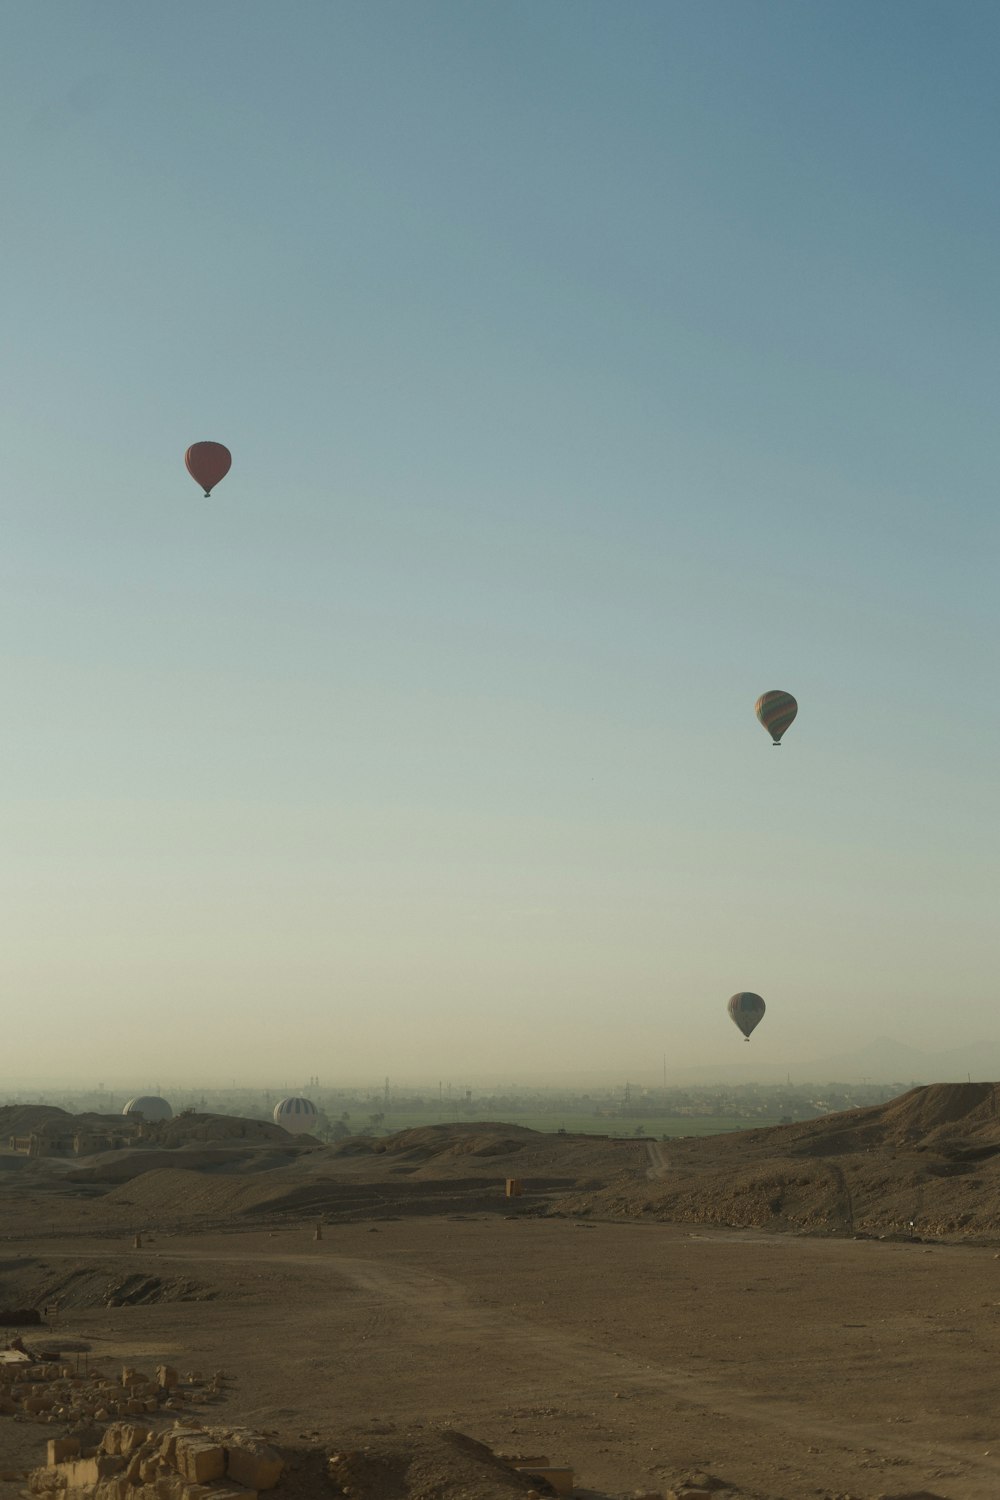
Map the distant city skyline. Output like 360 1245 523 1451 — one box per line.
3 2 998 1083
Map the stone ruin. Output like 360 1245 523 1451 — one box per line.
1 1355 280 1498
28 1419 283 1499
0 1354 217 1427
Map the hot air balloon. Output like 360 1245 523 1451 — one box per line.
728 991 765 1041
755 690 797 746
185 441 232 497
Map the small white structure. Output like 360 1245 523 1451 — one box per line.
273 1096 319 1134
122 1095 173 1123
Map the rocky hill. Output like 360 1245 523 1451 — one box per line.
559 1082 1000 1239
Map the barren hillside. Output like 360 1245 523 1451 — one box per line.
558 1082 1000 1239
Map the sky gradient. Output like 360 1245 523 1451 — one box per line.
3 2 999 1088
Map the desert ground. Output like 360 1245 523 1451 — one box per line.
5 1085 1000 1499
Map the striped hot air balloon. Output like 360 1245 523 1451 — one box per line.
755 690 797 746
728 992 766 1041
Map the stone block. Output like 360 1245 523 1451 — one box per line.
155 1475 185 1500
160 1427 203 1464
175 1438 225 1485
157 1365 180 1389
95 1478 130 1500
46 1437 80 1466
225 1442 283 1490
58 1456 101 1486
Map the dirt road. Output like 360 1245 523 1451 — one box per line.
645 1140 669 1179
9 1217 1000 1499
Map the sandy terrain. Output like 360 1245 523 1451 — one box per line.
5 1087 1000 1498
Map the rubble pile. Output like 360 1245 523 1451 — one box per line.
27 1420 283 1499
1 1358 201 1428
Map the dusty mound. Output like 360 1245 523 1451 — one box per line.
373 1124 540 1161
66 1149 239 1184
192 1144 313 1174
0 1254 218 1311
98 1163 519 1225
879 1081 1000 1143
66 1141 309 1185
57 1121 636 1229
55 1265 215 1309
698 1084 1000 1164
97 1161 364 1224
141 1112 314 1147
102 1167 278 1220
324 1427 542 1499
780 1082 1000 1163
559 1083 1000 1240
321 1122 619 1180
70 1267 218 1308
0 1105 71 1136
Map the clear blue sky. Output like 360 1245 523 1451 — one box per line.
2 1 998 1087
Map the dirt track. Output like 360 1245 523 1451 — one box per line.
7 1217 1000 1499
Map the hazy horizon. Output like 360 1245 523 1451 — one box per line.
4 2 998 1083
3 1033 998 1097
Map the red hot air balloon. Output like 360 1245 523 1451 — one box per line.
755 690 797 746
185 442 232 497
728 991 766 1041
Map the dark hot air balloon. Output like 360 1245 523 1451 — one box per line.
728 991 765 1041
755 690 797 745
185 442 232 497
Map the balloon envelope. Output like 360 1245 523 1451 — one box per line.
728 991 766 1040
185 441 232 496
755 690 797 744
